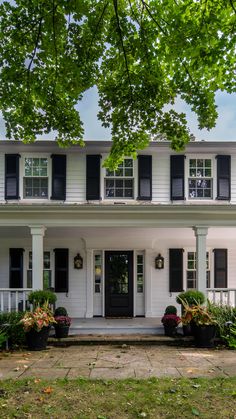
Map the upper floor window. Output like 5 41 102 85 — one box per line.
24 158 48 198
187 251 210 289
188 159 212 199
105 159 134 198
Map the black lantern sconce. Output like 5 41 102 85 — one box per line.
74 253 83 269
155 253 164 269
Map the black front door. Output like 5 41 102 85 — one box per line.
105 251 133 317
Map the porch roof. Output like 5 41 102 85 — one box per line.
0 203 236 227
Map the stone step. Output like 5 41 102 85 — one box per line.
48 334 193 347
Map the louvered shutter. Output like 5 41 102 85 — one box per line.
169 249 184 292
138 155 152 200
86 155 101 200
5 154 20 200
54 249 69 292
51 155 67 200
216 155 231 200
214 249 227 288
170 155 185 200
9 248 24 288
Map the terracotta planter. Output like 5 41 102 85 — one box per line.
54 325 70 339
194 324 216 348
26 327 50 351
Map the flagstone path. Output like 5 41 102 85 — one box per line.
0 345 235 380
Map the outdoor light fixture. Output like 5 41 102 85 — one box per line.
155 253 164 269
74 253 83 269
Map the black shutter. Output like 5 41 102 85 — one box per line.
216 155 231 200
51 155 67 200
214 249 227 288
138 155 152 200
5 154 20 200
170 155 185 200
169 249 184 292
86 155 101 200
54 249 69 292
9 248 24 288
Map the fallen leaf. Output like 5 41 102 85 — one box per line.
23 365 28 369
34 379 41 384
191 407 200 416
14 367 20 371
43 386 53 394
192 384 201 389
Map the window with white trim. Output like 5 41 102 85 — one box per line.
187 251 210 289
105 159 134 198
188 159 212 199
24 158 48 198
27 251 52 289
94 253 102 293
137 254 144 293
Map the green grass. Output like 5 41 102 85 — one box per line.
0 377 236 418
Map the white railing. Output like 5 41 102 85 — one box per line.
0 288 32 313
207 288 236 308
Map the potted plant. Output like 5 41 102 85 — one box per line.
181 303 217 348
28 290 57 310
162 306 181 337
20 304 56 350
176 290 205 336
54 307 71 338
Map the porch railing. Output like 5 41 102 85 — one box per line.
0 289 32 313
207 288 236 308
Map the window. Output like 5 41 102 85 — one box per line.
27 251 52 289
105 159 134 198
24 158 48 198
137 254 144 293
187 252 210 289
189 159 212 199
94 253 102 293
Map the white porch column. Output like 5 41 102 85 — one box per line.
86 249 93 318
145 249 153 317
30 226 46 290
193 226 208 294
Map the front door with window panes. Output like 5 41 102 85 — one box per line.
27 251 52 289
105 159 134 198
189 159 212 199
186 252 210 289
105 251 133 317
24 158 48 198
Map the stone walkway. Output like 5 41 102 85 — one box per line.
0 344 235 380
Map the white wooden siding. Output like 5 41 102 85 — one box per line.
0 153 4 201
152 153 170 203
66 154 86 203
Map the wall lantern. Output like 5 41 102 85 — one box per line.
74 253 83 269
155 253 164 269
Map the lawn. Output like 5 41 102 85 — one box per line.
0 377 235 418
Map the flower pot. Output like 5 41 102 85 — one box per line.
164 325 177 337
26 327 50 351
194 325 216 348
54 325 70 339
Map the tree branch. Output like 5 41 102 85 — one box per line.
87 1 109 57
27 15 43 92
113 0 134 105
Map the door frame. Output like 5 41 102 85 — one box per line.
104 250 134 317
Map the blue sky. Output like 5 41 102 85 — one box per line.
0 88 235 141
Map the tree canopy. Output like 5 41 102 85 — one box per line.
0 0 235 166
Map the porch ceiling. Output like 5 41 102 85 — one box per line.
1 204 236 227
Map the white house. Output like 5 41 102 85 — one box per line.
0 139 236 318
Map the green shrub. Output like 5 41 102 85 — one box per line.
28 290 57 308
164 305 177 315
223 323 236 349
54 307 68 316
0 311 26 347
207 301 236 343
176 290 205 306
